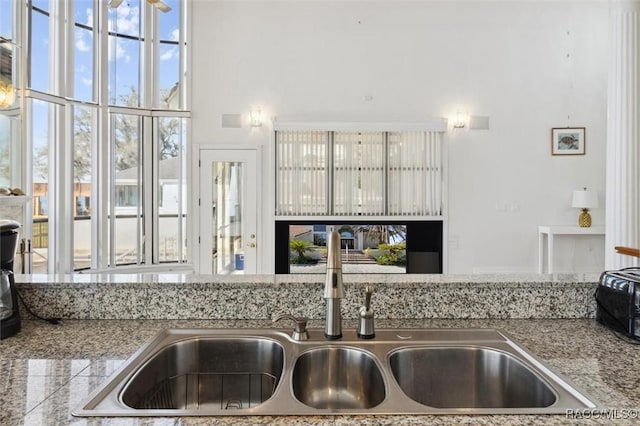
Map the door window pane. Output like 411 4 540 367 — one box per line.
212 162 244 274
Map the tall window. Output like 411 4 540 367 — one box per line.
23 0 190 273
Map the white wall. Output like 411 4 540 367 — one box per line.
191 0 608 274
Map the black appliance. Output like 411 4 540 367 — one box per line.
0 220 21 339
595 267 640 340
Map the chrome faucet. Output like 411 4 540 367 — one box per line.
324 231 344 339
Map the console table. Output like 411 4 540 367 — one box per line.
538 225 605 273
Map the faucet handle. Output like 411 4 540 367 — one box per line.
273 313 309 341
357 286 375 339
364 285 374 310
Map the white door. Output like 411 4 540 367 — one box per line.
199 149 258 274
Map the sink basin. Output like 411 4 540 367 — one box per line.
73 328 600 417
292 347 385 409
121 337 284 410
389 346 556 409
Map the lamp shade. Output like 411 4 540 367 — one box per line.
572 189 599 209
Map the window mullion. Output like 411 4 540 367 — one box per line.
57 103 74 274
46 104 57 273
144 2 154 109
179 0 188 110
328 131 333 215
146 5 159 264
97 0 110 270
59 1 75 274
150 3 159 108
144 115 155 265
384 132 389 215
22 99 34 273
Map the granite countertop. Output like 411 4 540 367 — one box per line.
1 318 639 425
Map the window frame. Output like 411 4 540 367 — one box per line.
19 0 191 274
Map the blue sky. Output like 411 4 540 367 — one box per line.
28 0 181 178
30 0 180 102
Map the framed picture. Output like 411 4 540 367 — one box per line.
551 127 585 155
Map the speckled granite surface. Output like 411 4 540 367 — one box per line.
1 318 639 425
15 273 599 320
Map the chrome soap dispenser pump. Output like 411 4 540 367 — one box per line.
324 231 344 340
357 286 375 339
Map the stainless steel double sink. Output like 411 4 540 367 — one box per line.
73 328 599 417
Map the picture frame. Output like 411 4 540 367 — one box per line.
551 127 585 155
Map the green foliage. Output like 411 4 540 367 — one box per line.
33 87 182 183
289 239 316 264
290 255 317 265
356 225 407 245
375 243 406 266
378 242 406 254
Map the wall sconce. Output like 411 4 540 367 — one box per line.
453 110 467 129
249 106 263 127
0 82 15 108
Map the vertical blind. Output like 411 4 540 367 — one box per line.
333 131 385 215
276 130 328 215
276 130 443 216
388 131 443 216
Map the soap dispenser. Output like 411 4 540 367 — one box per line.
357 286 375 339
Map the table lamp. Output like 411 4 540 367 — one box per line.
571 188 598 227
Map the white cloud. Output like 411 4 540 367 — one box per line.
108 37 130 62
106 4 140 64
108 4 141 37
160 46 178 61
76 36 91 52
171 29 179 42
85 8 93 27
82 77 92 87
